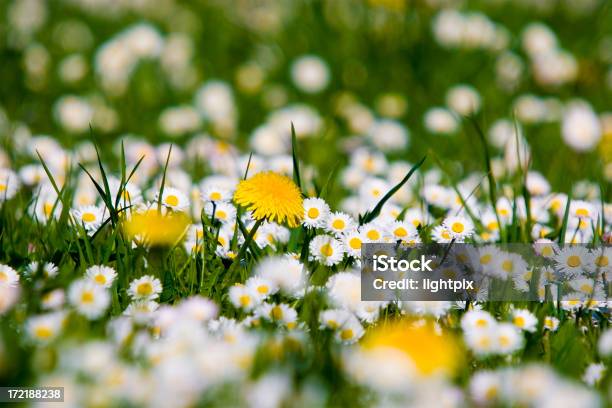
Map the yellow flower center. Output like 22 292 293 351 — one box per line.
327 320 338 329
513 316 525 327
340 329 354 340
595 256 609 267
485 387 498 401
567 255 581 268
216 210 227 220
502 260 513 272
81 291 94 303
332 219 345 230
320 243 334 257
541 247 553 257
257 285 268 294
271 305 283 320
394 227 407 237
44 203 54 216
475 318 488 328
441 230 451 240
498 335 510 347
487 222 498 231
412 220 421 228
349 237 362 250
0 272 7 282
165 195 179 207
137 282 153 296
239 295 251 306
34 326 53 339
82 212 96 222
580 284 593 293
575 208 589 217
367 230 380 240
210 192 222 201
307 207 319 219
0 184 6 191
478 336 491 348
499 208 509 216
94 274 107 284
451 222 464 233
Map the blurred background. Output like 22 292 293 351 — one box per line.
0 0 610 202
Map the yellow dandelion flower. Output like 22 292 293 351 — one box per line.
122 209 190 247
233 171 303 228
361 320 462 377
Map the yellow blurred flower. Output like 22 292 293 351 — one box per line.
233 171 303 228
122 209 190 247
361 319 462 377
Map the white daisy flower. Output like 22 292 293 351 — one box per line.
464 326 497 357
108 177 143 207
492 252 528 281
568 278 604 298
201 184 232 202
569 200 596 220
582 363 606 386
128 275 162 300
470 371 502 405
431 225 454 243
334 315 364 344
32 188 62 223
533 238 558 258
124 300 159 324
0 168 21 201
229 284 259 311
204 201 236 224
71 205 106 233
494 323 524 354
157 187 190 211
303 197 330 228
25 312 65 343
359 177 390 204
342 229 366 258
309 234 345 266
325 212 356 236
589 247 611 274
403 208 429 229
361 222 387 242
512 309 538 332
554 246 591 277
461 310 496 332
246 277 278 302
319 309 354 330
543 316 559 331
387 220 417 242
68 279 110 319
177 296 218 322
0 264 19 287
256 303 298 329
255 255 306 296
41 289 65 310
86 265 117 288
443 215 475 240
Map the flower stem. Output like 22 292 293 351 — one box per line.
234 218 264 264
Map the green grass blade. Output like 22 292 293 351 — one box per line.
291 122 302 190
157 144 173 212
359 155 426 225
